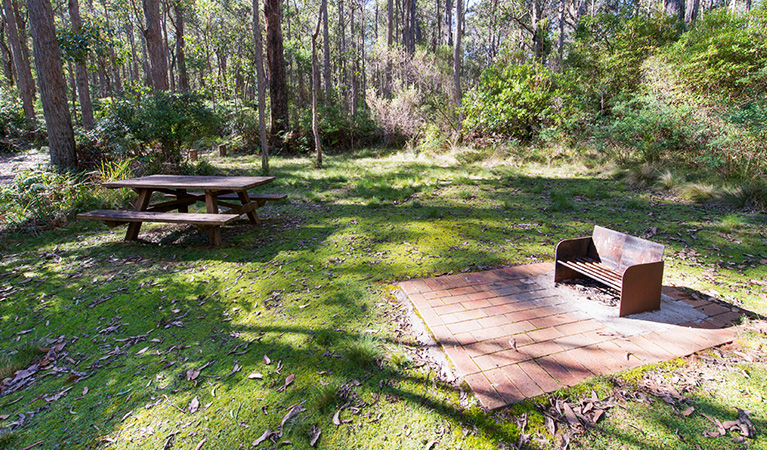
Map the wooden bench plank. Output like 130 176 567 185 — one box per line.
217 193 287 201
77 210 240 226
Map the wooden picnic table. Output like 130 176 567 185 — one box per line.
78 175 285 246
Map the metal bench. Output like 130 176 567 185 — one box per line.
554 225 665 317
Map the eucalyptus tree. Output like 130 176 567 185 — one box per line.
28 0 77 169
3 0 36 125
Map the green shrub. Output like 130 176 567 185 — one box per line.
462 62 576 140
94 91 220 172
665 6 767 99
0 169 130 231
0 87 28 146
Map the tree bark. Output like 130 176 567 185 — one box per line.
684 0 699 28
264 0 288 137
384 0 392 98
445 0 452 46
0 19 14 85
321 0 330 99
312 4 322 168
69 0 95 130
665 0 685 23
453 0 462 116
28 0 77 170
4 0 35 125
143 0 168 91
174 2 189 91
253 0 269 173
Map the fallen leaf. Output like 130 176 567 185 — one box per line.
230 364 242 376
0 414 9 420
280 403 305 428
332 409 342 426
681 407 695 417
188 397 200 414
248 371 264 380
562 402 581 430
308 425 321 447
252 429 273 446
277 374 295 392
82 387 89 396
264 355 272 365
592 410 604 423
193 438 207 450
424 440 438 450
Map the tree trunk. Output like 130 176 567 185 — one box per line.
4 0 35 125
453 0 462 115
264 0 288 137
665 0 684 23
69 0 94 130
684 0 699 28
174 3 189 91
338 0 346 110
143 0 168 91
350 0 357 116
321 0 330 99
312 4 322 168
28 0 77 170
0 19 15 85
253 0 269 173
445 0 452 46
384 0 392 98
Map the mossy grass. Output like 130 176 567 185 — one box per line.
0 150 765 449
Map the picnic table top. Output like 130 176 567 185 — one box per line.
102 175 276 191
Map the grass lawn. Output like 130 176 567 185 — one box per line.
1 149 766 449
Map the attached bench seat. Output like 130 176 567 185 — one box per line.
77 210 240 226
77 210 240 246
555 225 665 317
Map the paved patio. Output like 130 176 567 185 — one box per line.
399 263 742 409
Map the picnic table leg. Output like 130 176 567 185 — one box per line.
178 189 189 213
205 191 222 246
126 188 153 241
237 191 260 224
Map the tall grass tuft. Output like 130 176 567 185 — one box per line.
346 335 383 369
679 182 720 202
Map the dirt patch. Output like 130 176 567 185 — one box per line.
0 151 50 186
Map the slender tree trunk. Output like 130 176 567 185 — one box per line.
0 19 14 86
556 0 566 69
4 0 35 125
350 0 356 116
453 0 462 116
174 3 189 91
338 0 346 110
384 0 392 98
253 0 269 173
28 0 77 170
321 0 330 99
264 0 288 137
143 0 168 90
665 0 685 22
445 0 452 46
684 0 699 28
69 0 95 130
312 4 322 168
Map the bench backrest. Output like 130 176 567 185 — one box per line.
592 225 665 273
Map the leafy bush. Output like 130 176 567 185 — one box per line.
565 13 680 114
93 91 220 171
462 62 576 140
0 87 31 150
665 6 767 100
0 169 130 231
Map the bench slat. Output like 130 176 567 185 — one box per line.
557 259 622 290
77 210 240 226
217 193 287 201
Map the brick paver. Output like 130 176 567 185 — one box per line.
400 263 742 409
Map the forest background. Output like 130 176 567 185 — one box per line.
0 0 766 225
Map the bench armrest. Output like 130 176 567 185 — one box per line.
554 236 592 283
619 260 664 316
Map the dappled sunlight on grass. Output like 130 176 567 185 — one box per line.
0 151 765 449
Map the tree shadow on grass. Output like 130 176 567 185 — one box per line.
0 163 765 448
